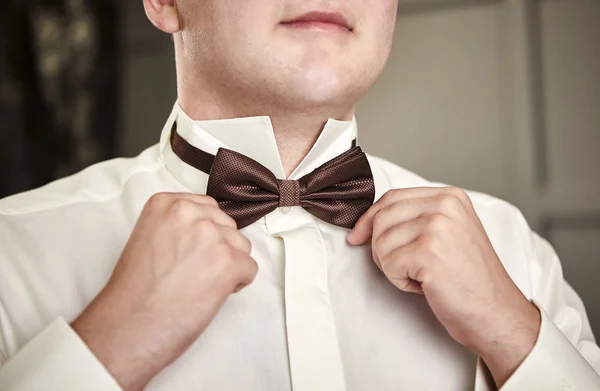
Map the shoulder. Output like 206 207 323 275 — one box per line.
367 152 531 245
367 153 522 213
0 147 165 350
0 144 162 216
367 153 522 215
366 153 431 189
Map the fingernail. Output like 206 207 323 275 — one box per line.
347 230 356 244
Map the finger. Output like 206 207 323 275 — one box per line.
219 226 252 254
155 193 236 229
231 253 259 293
150 192 219 208
383 186 471 207
372 217 429 266
192 203 237 229
176 193 220 207
370 196 458 244
350 187 469 245
380 239 428 294
349 187 447 245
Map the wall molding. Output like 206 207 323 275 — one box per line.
540 214 600 242
524 0 550 189
397 0 501 16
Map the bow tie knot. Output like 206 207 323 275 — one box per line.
277 180 301 207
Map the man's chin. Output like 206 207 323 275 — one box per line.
244 70 358 110
274 89 355 113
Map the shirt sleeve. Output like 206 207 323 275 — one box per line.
501 216 600 390
0 316 122 391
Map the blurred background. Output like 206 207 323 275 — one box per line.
1 0 599 335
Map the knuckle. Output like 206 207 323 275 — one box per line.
373 208 386 226
379 250 391 266
246 258 259 278
147 192 170 208
232 233 251 253
213 244 236 272
234 258 258 288
374 234 385 249
242 236 252 253
380 190 392 202
437 193 461 213
195 219 218 237
379 250 396 271
446 186 469 202
382 189 399 202
233 257 257 283
199 195 219 207
427 214 450 232
168 198 194 219
374 228 390 249
222 213 238 229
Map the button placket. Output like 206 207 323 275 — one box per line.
278 222 347 391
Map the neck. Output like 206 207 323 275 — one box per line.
175 49 356 177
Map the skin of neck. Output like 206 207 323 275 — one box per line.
174 36 357 178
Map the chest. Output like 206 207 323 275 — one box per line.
145 214 481 391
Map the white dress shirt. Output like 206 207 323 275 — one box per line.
0 102 599 391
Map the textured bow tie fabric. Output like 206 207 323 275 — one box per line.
170 123 375 229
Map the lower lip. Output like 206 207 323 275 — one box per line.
281 21 351 33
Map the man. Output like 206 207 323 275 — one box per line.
0 0 598 390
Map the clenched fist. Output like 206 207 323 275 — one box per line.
348 186 541 387
72 193 258 391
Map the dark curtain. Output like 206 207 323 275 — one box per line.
0 0 119 198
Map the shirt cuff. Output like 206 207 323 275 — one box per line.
501 304 600 390
0 317 122 391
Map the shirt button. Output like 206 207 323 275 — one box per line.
280 206 293 215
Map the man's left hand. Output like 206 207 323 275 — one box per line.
348 186 541 387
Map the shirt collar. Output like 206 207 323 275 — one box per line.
159 102 358 194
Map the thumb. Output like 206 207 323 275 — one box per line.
347 211 376 246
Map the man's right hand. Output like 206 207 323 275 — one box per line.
71 192 257 391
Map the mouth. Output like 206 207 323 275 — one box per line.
280 11 353 33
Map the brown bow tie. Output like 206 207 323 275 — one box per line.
170 123 375 229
